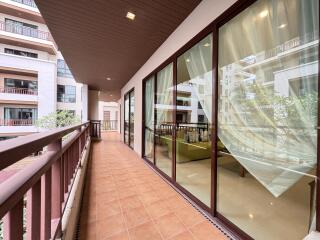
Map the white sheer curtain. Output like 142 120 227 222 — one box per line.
156 63 173 125
145 77 154 158
217 0 319 197
183 35 212 124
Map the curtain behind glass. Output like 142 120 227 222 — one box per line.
156 63 174 124
145 77 154 159
183 35 212 123
218 0 319 197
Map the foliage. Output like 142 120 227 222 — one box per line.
35 110 80 130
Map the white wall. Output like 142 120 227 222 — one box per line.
81 84 88 122
120 0 237 155
88 90 99 120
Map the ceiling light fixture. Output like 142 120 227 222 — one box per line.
126 12 136 20
259 10 268 18
203 43 210 47
106 77 111 81
278 23 287 29
186 58 190 63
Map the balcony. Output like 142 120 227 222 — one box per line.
0 21 57 54
0 122 228 240
0 119 34 126
11 0 37 8
0 87 37 95
101 120 118 131
0 87 38 104
0 21 50 41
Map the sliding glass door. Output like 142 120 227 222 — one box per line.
124 89 134 147
155 63 174 177
124 93 129 144
143 76 155 162
216 0 319 239
129 90 135 148
176 34 212 206
141 0 319 238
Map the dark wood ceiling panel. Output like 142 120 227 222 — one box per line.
34 0 201 96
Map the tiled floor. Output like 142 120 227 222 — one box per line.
79 132 228 240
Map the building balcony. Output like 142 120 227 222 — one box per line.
0 87 37 95
11 0 37 8
0 21 57 54
0 118 34 126
0 87 38 104
0 0 43 24
0 122 228 240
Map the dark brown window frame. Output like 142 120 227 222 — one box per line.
139 0 319 239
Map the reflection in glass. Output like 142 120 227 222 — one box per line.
217 0 319 239
129 90 135 148
144 76 155 162
176 35 212 206
155 63 173 177
124 93 129 144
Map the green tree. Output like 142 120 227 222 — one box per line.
35 110 80 130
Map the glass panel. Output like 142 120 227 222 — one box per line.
57 85 76 103
217 0 319 239
144 76 155 162
124 93 130 144
155 63 173 177
176 35 212 206
129 90 135 148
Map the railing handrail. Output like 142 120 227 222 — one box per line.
0 122 88 171
0 121 92 239
0 20 51 41
0 87 38 95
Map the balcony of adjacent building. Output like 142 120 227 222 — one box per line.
0 0 43 24
0 106 37 134
0 78 38 104
0 15 57 54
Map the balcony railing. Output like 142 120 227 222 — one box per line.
0 122 91 239
90 120 101 139
0 87 37 95
10 0 37 8
0 21 51 41
0 119 35 126
102 120 118 131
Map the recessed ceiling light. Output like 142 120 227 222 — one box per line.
110 94 113 97
278 23 287 29
186 58 190 63
126 12 136 20
259 10 268 18
106 77 111 81
203 43 210 47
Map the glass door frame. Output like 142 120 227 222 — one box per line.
124 88 134 148
141 0 320 238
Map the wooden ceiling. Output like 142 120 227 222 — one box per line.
34 0 201 100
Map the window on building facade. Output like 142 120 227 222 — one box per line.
4 108 37 122
57 85 76 103
4 48 38 58
5 18 38 38
4 78 37 93
57 59 73 78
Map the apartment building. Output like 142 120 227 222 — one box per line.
0 0 88 139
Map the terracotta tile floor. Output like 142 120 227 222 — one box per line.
79 132 228 240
